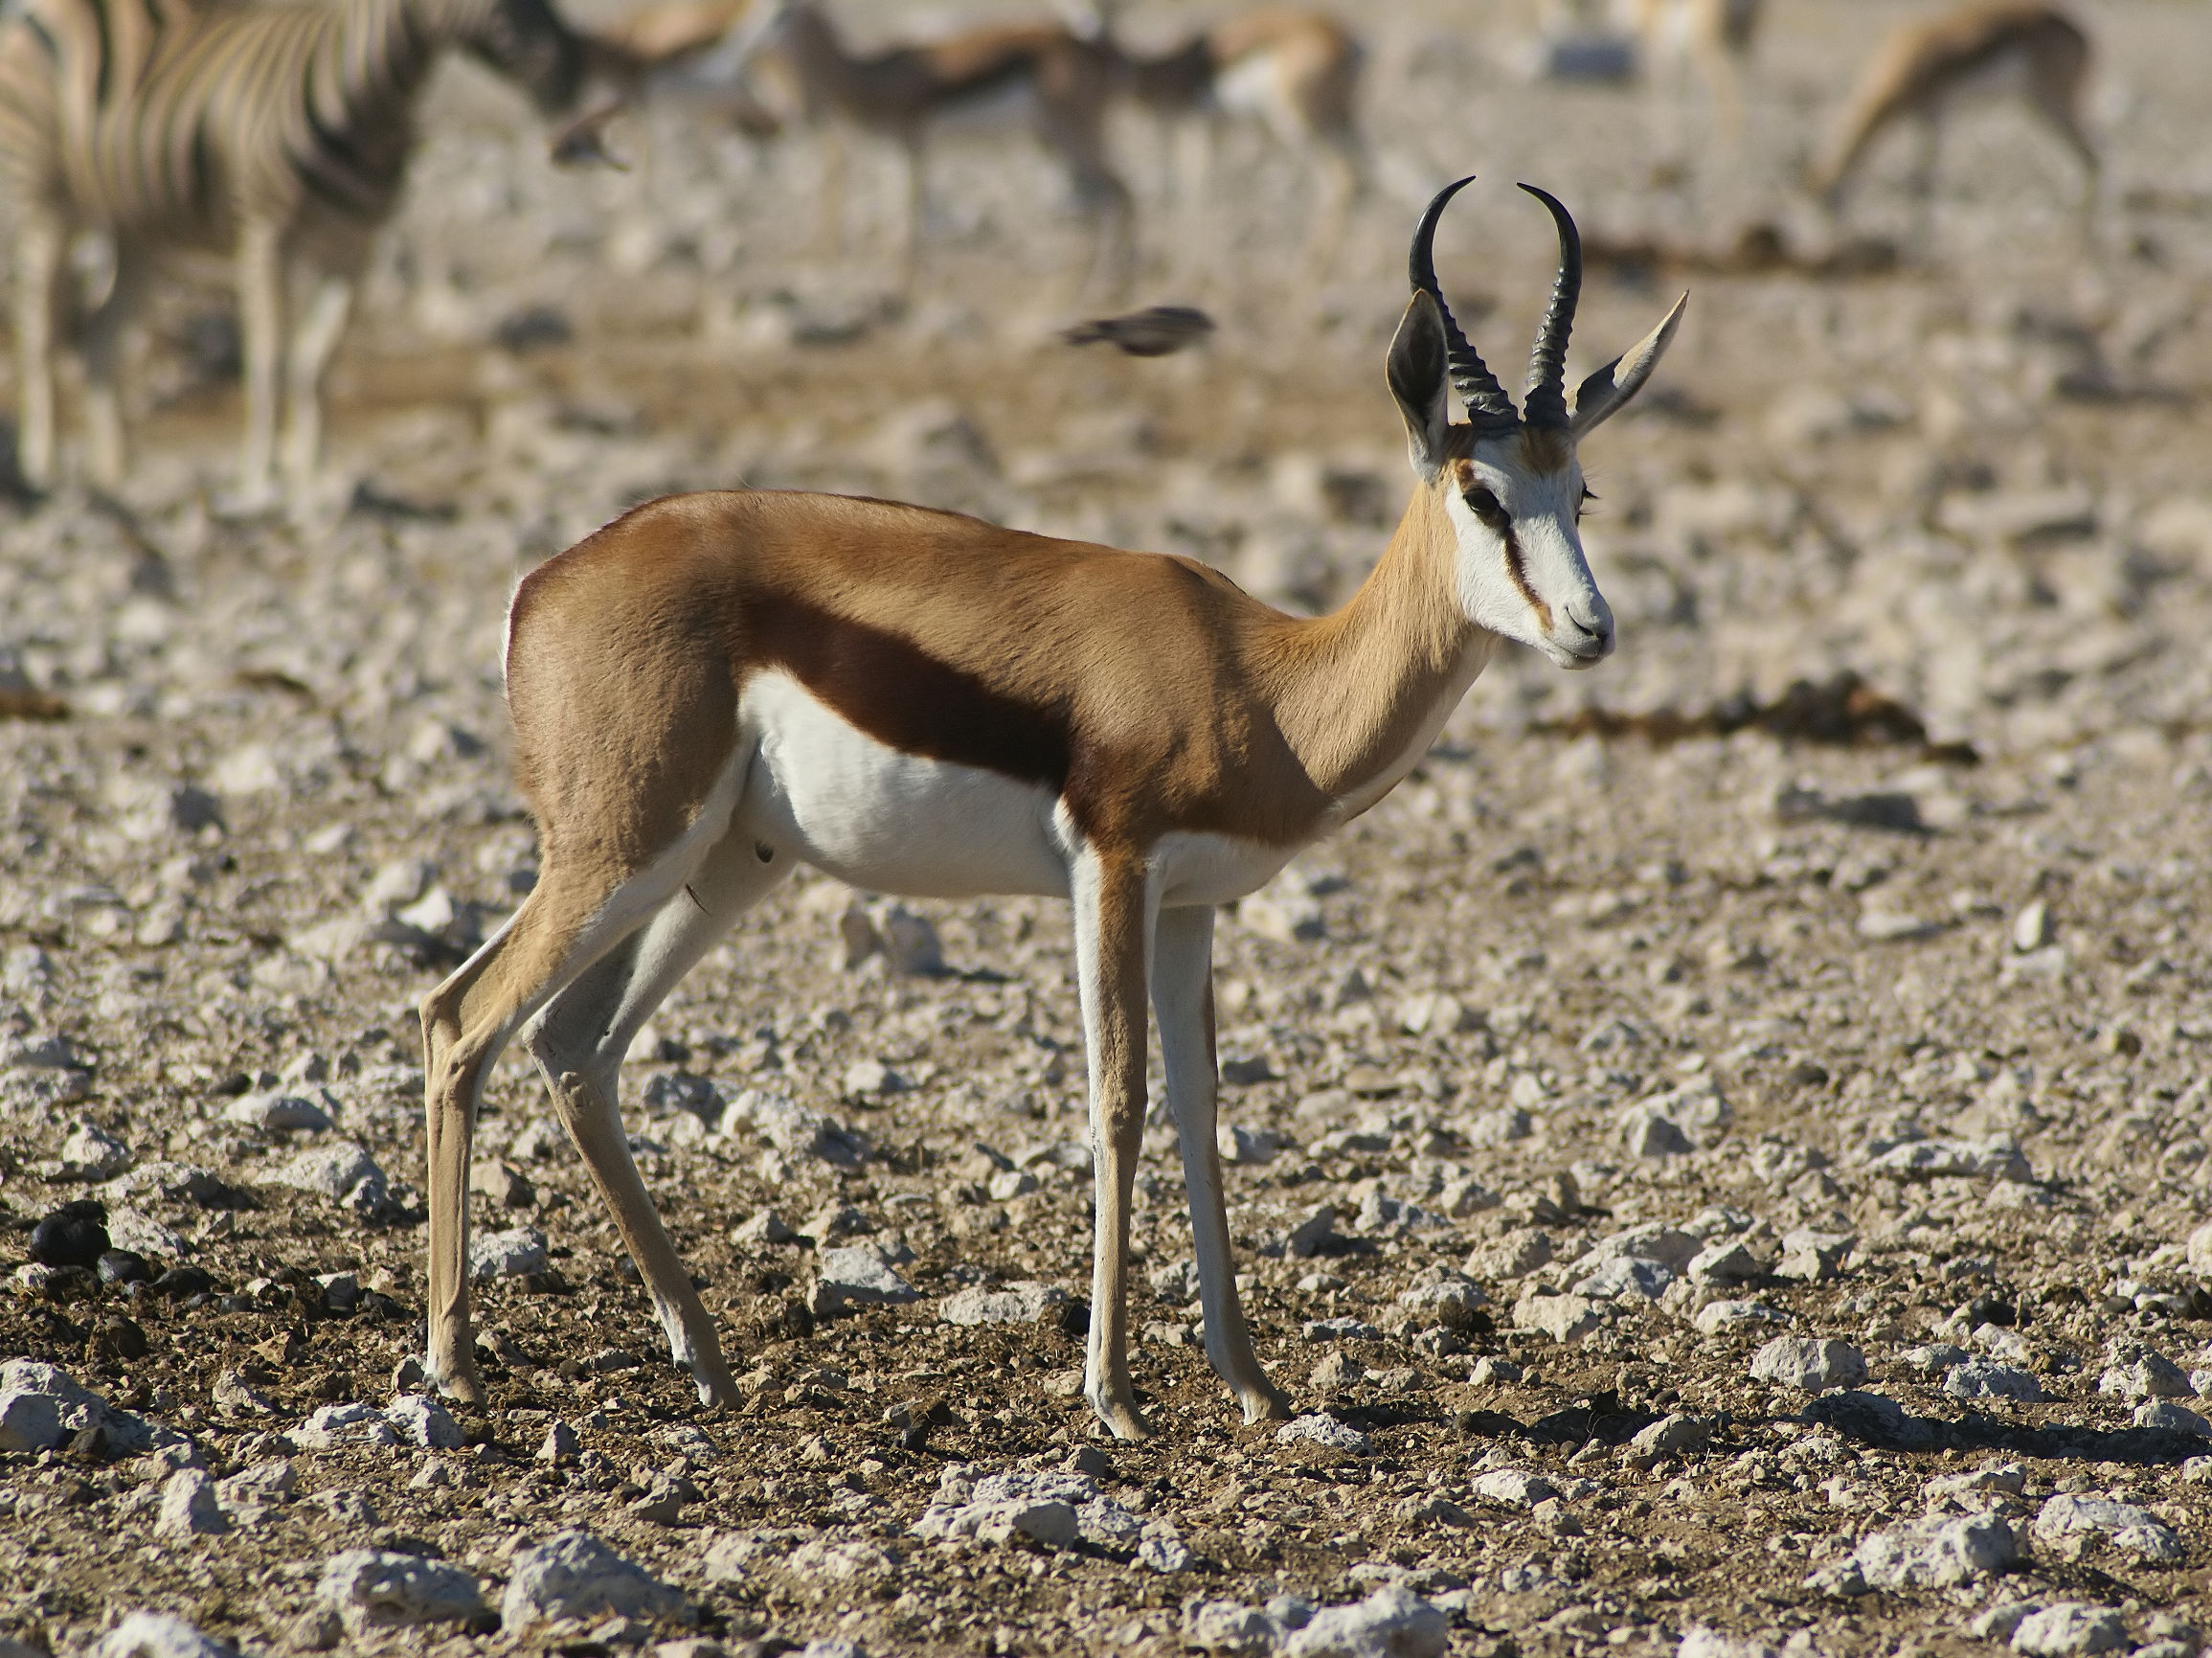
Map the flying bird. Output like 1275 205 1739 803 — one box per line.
551 103 632 170
1060 305 1215 357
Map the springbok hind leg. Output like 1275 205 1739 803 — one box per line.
420 850 698 1404
522 826 789 1406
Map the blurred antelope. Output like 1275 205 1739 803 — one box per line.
1631 0 1759 143
581 0 1131 290
417 178 1686 1440
1810 3 2095 236
1082 3 1364 277
0 0 586 511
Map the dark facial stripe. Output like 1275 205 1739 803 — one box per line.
745 595 1074 797
1500 524 1552 634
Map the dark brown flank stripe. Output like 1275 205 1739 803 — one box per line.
743 593 1074 797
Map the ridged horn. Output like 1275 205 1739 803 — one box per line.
1408 176 1519 432
1518 183 1582 430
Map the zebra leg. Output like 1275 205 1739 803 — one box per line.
281 272 353 512
13 215 63 491
224 217 287 514
82 239 148 493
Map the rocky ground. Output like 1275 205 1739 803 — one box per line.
1 0 2210 1654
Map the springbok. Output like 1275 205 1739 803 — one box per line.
581 0 1131 290
418 178 1687 1440
1809 2 2095 234
1085 3 1364 278
1631 0 1760 145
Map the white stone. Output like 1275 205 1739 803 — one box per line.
1696 1301 1789 1335
56 1122 132 1180
1280 1586 1449 1658
1866 1137 2032 1183
2098 1352 2191 1399
268 1141 386 1208
157 1469 228 1536
105 1207 184 1259
1472 1468 1559 1508
2033 1494 2183 1560
1943 1361 2045 1401
386 1395 463 1448
501 1532 689 1629
727 1090 868 1169
1821 1511 2019 1592
1185 1599 1280 1657
224 1092 333 1131
0 1359 158 1453
1514 1290 1603 1343
1686 1240 1763 1285
1774 1230 1855 1283
914 1469 1096 1547
809 1247 919 1314
2011 1604 2128 1657
1749 1337 1866 1393
1578 1224 1700 1274
2133 1400 2212 1436
468 1227 548 1281
1630 1414 1709 1457
295 1402 401 1450
90 1613 237 1658
1275 1415 1371 1454
2187 1219 2212 1277
937 1283 1069 1327
1619 1104 1691 1159
319 1550 485 1633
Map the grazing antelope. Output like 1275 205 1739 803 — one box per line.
587 0 1133 290
1809 3 2094 231
418 177 1687 1439
0 0 586 511
1086 4 1364 277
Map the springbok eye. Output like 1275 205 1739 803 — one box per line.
1463 485 1508 530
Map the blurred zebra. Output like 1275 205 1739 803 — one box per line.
0 0 586 509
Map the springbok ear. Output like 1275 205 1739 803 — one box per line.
1387 291 1453 475
1569 292 1688 439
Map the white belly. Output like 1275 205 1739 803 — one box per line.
1150 830 1300 908
740 670 1070 899
1212 53 1286 124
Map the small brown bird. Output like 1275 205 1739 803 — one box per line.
550 103 632 170
1060 305 1215 357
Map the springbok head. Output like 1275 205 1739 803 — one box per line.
1388 177 1686 670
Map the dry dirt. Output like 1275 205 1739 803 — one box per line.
1 0 2210 1655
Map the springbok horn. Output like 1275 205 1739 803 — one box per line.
1409 177 1519 433
1518 183 1582 430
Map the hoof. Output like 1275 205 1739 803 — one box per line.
434 1365 487 1407
1087 1386 1151 1442
1239 1385 1294 1426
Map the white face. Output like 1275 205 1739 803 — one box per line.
1443 438 1614 670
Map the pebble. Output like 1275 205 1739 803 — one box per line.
2032 1494 2184 1560
1513 1291 1602 1344
97 1249 152 1286
2133 1400 2212 1435
224 1093 333 1131
319 1549 485 1633
295 1403 401 1450
1685 1239 1764 1284
268 1142 388 1213
0 1359 160 1454
501 1532 690 1630
1185 1599 1282 1656
937 1282 1070 1327
809 1246 920 1315
1749 1337 1866 1393
1310 1351 1364 1392
88 1613 238 1658
1472 1468 1559 1508
156 1468 229 1536
468 1226 549 1281
1696 1300 1790 1335
1279 1586 1448 1658
386 1394 463 1448
56 1123 133 1181
2098 1351 2191 1399
1943 1361 2045 1401
29 1199 110 1267
1275 1415 1372 1454
539 1422 582 1465
732 1210 796 1247
1808 1510 2018 1594
914 1468 1102 1547
1629 1414 1709 1457
1865 1137 2032 1182
2011 1604 2129 1657
1618 1103 1691 1159
729 1091 869 1170
1774 1229 1855 1283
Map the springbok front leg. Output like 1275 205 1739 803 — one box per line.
521 824 789 1406
1075 847 1156 1440
1152 901 1289 1424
